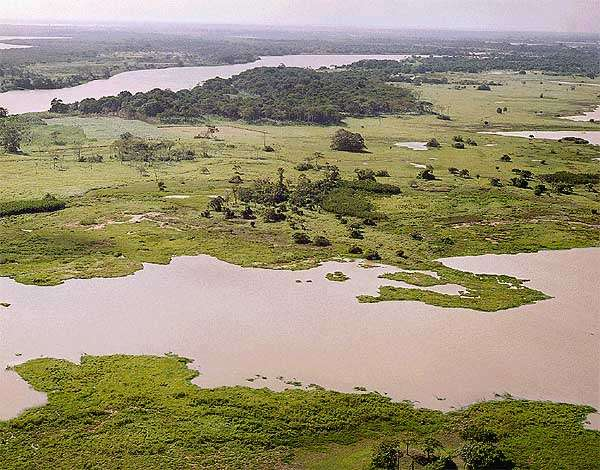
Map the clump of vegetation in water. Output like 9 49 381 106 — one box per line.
0 355 597 469
360 266 550 312
326 271 350 282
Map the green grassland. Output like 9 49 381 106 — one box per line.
0 355 598 469
0 73 599 311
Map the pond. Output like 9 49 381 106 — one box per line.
0 54 412 114
1 247 598 421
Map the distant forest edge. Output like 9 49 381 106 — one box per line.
48 66 429 124
0 28 598 92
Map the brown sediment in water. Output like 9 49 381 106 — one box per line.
0 248 598 422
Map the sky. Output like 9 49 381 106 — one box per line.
1 0 599 33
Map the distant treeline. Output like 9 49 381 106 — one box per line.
50 66 426 124
349 45 599 77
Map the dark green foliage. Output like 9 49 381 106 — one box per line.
331 128 367 152
540 171 599 186
365 251 382 261
510 177 529 189
558 136 589 144
355 168 376 181
263 208 287 223
313 236 332 247
426 138 441 148
0 196 66 218
375 170 391 177
59 67 422 124
295 161 314 171
343 180 402 195
490 177 502 187
371 439 402 469
349 245 364 254
321 188 376 219
417 169 436 180
241 206 256 220
500 155 512 162
114 134 195 162
292 232 312 245
452 142 465 149
0 117 30 153
208 196 225 212
459 441 509 469
534 184 547 196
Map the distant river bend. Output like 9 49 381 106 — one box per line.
0 54 412 115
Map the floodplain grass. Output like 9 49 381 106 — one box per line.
0 354 598 469
0 72 598 304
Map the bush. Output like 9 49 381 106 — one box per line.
348 245 363 254
321 188 375 219
417 169 436 180
490 177 502 187
295 162 314 171
263 145 275 152
0 196 66 218
459 442 508 470
264 208 286 223
375 170 390 177
330 128 367 152
365 251 382 261
241 206 256 220
371 439 401 470
292 232 312 245
534 184 547 196
500 155 512 162
313 236 331 247
229 175 244 184
426 138 441 148
452 142 465 149
355 168 376 181
208 196 225 212
510 177 529 189
344 180 401 195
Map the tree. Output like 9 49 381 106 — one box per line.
0 107 8 118
355 168 376 181
371 439 402 470
330 129 367 152
421 437 442 460
496 107 503 114
0 118 29 153
426 138 441 148
459 442 508 470
292 232 312 245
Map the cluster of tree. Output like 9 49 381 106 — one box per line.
50 66 425 124
348 43 599 77
0 109 30 153
113 133 196 162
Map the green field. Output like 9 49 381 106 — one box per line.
1 72 598 310
1 68 600 468
0 354 598 469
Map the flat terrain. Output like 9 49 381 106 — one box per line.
0 70 599 469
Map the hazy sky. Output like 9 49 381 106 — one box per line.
2 0 599 33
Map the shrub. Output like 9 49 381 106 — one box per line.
355 168 376 181
371 439 401 470
500 155 512 162
208 196 224 212
534 184 547 196
344 180 401 195
241 206 256 220
375 170 390 177
263 145 275 152
452 142 465 149
490 177 502 187
313 236 331 247
295 162 314 171
510 177 529 188
330 128 367 152
349 245 363 254
459 442 509 470
292 232 312 245
264 208 286 223
321 188 375 218
0 196 66 218
417 169 436 180
426 138 441 148
365 251 382 261
229 175 244 184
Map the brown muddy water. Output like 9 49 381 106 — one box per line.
0 248 598 421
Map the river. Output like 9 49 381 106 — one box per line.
0 54 412 114
1 248 598 421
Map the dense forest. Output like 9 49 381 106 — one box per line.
1 24 598 92
49 66 426 124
